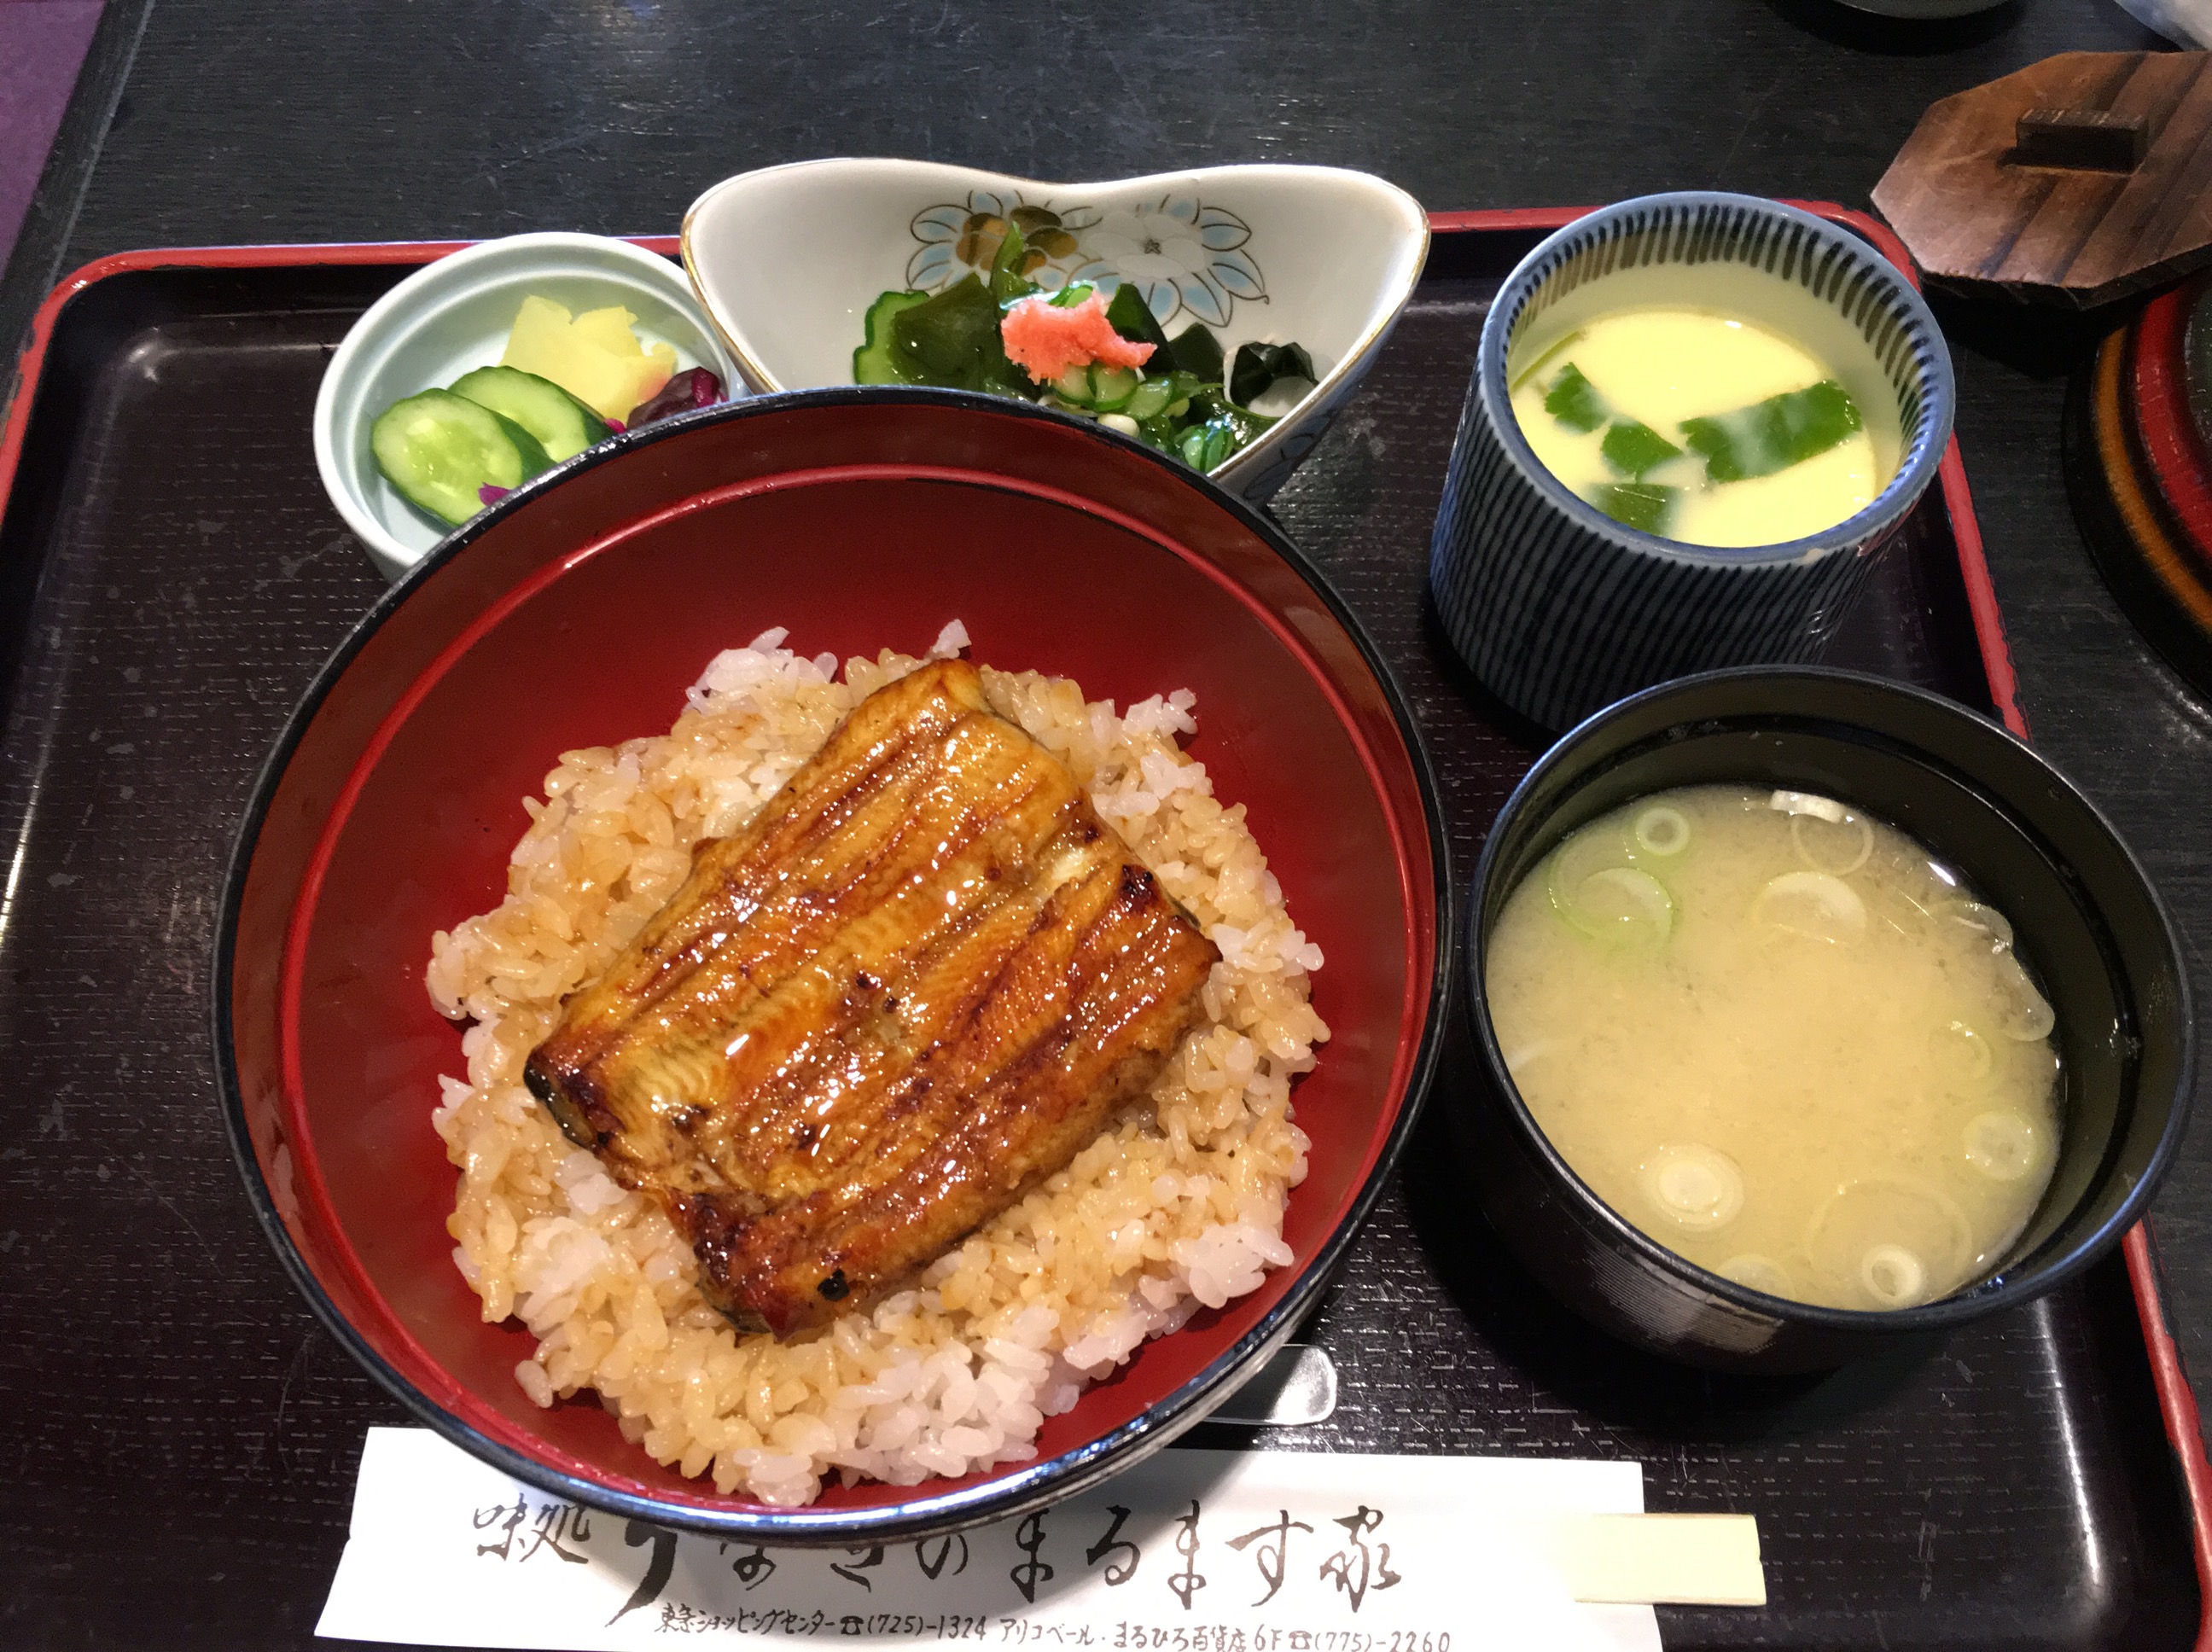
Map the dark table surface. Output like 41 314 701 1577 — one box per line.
4 1 2209 1647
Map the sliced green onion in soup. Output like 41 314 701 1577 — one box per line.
1546 825 1674 945
1584 867 1674 939
1932 899 2015 954
1929 1019 1995 1088
1718 1254 1793 1296
1860 1244 1930 1309
1546 821 1627 895
1807 1178 1972 1308
1768 790 1871 875
1963 1109 2046 1183
1639 1143 1745 1231
1992 951 2058 1041
1768 789 1847 823
1789 812 1871 875
1751 870 1866 942
1628 805 1691 858
1551 861 1674 945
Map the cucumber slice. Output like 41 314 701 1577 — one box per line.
451 365 610 462
1054 365 1094 404
853 289 933 384
1179 422 1235 472
370 389 552 526
1087 364 1140 412
1124 378 1173 421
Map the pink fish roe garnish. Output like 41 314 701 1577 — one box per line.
1000 292 1155 385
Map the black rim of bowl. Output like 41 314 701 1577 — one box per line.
1477 191 1958 568
211 383 1458 1540
1461 662 2192 1336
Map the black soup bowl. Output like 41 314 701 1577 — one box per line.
1457 666 2192 1373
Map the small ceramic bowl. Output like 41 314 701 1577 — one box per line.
312 232 737 582
1455 667 2192 1373
1429 193 1956 732
220 385 1451 1539
680 160 1428 506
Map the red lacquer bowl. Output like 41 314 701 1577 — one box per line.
216 388 1451 1541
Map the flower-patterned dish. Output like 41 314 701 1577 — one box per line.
680 160 1428 504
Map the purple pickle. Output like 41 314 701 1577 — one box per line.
630 367 725 427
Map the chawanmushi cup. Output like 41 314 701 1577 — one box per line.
1453 666 2191 1373
1429 193 1957 733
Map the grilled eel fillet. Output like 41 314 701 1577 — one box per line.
522 658 1220 1336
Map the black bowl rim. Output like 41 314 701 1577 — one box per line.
1461 662 2194 1336
210 382 1457 1541
1476 190 1959 570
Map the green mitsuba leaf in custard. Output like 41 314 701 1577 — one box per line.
1600 419 1682 479
1544 364 1608 433
1679 380 1864 483
1586 481 1677 534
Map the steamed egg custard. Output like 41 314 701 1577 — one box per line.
1485 785 2060 1312
1509 310 1895 548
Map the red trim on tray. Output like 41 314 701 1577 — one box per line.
1423 202 1924 279
1426 206 1592 234
1936 440 2027 738
6 215 2208 1597
2127 1224 2212 1650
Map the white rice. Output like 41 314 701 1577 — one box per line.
424 626 1328 1505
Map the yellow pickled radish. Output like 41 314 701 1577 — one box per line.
500 295 677 422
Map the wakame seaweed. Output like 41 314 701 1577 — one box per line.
1229 341 1317 406
854 236 1316 473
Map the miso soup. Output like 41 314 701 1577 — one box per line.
1484 784 2059 1312
1507 308 1898 549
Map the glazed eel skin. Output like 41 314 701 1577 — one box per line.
524 658 1219 1335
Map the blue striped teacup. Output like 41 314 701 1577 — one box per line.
1428 193 1955 732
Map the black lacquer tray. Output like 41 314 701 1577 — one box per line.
0 214 2203 1651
